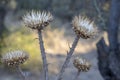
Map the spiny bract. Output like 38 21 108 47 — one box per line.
23 11 53 30
72 15 97 39
1 50 29 67
73 57 91 72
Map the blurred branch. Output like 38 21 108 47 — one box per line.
93 0 106 30
96 0 120 78
96 38 112 80
108 0 120 51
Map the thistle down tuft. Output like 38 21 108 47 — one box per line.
23 11 53 30
72 15 97 39
1 50 29 67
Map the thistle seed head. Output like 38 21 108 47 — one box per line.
73 57 91 72
1 50 29 67
72 15 97 39
23 11 53 30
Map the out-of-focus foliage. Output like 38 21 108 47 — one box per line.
0 0 110 30
15 0 110 30
0 28 42 71
0 0 16 10
0 0 9 7
16 0 50 10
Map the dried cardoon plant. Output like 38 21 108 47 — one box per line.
57 15 97 80
73 57 91 80
23 11 53 80
23 11 53 30
72 16 97 39
73 57 91 72
1 50 29 80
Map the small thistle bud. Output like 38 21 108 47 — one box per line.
23 11 53 30
72 15 97 39
73 57 91 72
1 50 29 67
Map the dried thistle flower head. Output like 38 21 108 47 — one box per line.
73 57 91 72
1 50 29 67
23 11 53 30
72 15 97 39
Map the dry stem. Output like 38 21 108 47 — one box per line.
57 36 80 80
17 66 28 80
73 71 80 80
38 29 49 80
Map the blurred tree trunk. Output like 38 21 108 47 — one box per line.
0 6 6 53
0 1 8 53
97 0 120 80
0 1 8 37
0 6 6 36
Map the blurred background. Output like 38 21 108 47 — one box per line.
0 0 120 80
